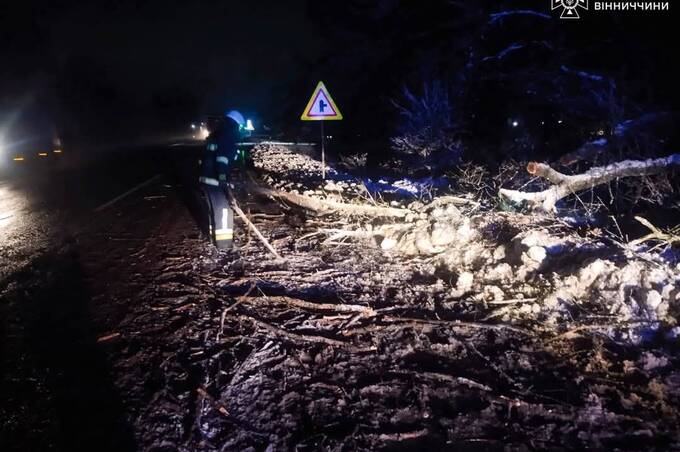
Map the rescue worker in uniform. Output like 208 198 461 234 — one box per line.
199 110 245 250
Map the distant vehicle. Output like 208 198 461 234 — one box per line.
0 118 64 170
190 114 261 142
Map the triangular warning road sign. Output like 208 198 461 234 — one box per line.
301 81 343 121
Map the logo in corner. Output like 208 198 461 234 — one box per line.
552 0 588 18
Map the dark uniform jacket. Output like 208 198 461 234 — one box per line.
199 117 240 186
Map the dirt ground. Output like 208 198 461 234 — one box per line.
1 145 679 451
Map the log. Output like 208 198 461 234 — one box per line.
252 185 410 218
499 154 680 212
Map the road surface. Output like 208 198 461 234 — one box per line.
0 145 201 451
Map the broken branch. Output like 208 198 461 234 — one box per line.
228 188 283 259
629 216 680 247
252 185 410 218
238 295 376 316
499 154 680 212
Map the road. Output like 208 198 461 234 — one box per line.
0 146 195 274
0 145 202 451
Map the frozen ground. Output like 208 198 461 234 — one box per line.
1 144 679 451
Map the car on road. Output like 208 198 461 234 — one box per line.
0 121 64 173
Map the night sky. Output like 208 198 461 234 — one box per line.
1 0 679 151
1 0 323 145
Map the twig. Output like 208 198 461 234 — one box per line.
468 341 520 387
394 371 492 392
487 298 537 305
238 295 375 316
342 317 530 338
197 387 230 417
630 216 680 247
217 284 257 341
375 429 429 442
381 315 531 335
228 188 283 260
242 316 375 353
97 333 121 343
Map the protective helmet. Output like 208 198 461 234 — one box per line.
225 110 245 128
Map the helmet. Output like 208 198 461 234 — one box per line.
225 110 245 128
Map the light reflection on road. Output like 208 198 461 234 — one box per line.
0 179 52 281
0 183 24 230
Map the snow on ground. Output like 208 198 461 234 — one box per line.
252 143 679 341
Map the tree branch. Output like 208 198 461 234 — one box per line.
499 154 680 212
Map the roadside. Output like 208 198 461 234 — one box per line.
0 146 185 451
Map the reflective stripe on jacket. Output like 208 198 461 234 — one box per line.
199 176 219 186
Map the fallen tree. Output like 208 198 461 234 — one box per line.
251 185 411 218
499 154 680 212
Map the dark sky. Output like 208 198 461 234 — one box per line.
1 0 324 143
1 0 679 150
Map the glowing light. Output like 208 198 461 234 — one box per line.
558 120 563 124
38 152 48 157
53 149 63 154
512 120 519 127
13 157 24 161
191 124 196 129
245 119 255 132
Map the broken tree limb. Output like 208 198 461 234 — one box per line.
242 316 375 353
228 189 283 260
237 295 376 316
422 195 480 210
499 154 680 212
629 216 680 248
251 185 410 218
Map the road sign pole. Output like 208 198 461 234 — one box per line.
321 121 326 180
301 81 342 181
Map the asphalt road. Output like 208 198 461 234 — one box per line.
0 144 202 451
0 146 193 277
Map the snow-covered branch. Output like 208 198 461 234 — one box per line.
499 154 680 212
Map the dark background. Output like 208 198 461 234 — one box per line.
1 0 678 157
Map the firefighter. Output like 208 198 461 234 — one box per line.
199 110 245 250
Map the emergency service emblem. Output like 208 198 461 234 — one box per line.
552 0 588 18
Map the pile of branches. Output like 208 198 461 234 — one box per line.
168 144 680 449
